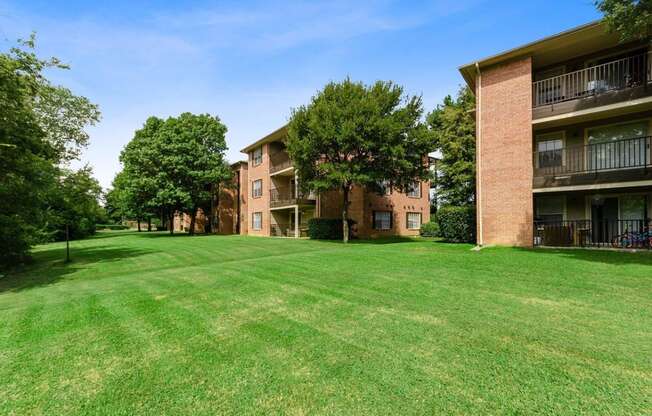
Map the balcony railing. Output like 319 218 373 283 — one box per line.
269 187 316 207
534 219 652 249
533 51 651 108
534 136 651 177
270 223 308 237
269 151 292 174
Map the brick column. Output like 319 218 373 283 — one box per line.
477 57 533 247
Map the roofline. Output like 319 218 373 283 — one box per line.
230 160 247 168
458 20 605 90
240 124 288 153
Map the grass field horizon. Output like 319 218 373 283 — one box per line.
1 231 650 415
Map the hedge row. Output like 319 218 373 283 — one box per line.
436 206 476 243
307 218 356 240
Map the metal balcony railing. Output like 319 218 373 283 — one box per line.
534 136 651 177
270 223 308 237
533 51 651 107
534 219 652 249
269 187 316 207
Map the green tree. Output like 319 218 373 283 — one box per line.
0 36 100 267
119 117 164 231
47 166 104 241
596 0 652 41
153 113 231 235
287 79 434 242
426 86 476 207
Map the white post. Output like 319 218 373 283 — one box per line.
294 172 299 199
294 206 299 238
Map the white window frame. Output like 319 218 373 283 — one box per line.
535 131 566 168
406 212 422 230
373 211 392 230
252 179 262 198
252 147 263 166
252 212 262 230
406 182 421 198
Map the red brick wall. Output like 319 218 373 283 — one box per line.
477 57 533 246
317 182 430 238
246 143 270 236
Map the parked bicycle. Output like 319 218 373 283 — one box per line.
612 228 652 249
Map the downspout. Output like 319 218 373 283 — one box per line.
475 62 484 247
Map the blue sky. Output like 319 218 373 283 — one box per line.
0 0 601 189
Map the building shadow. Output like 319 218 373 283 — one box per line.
0 244 157 293
515 246 652 267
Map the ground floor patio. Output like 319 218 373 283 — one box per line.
534 187 652 248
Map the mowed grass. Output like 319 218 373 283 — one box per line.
1 232 651 415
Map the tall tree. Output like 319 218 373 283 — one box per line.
47 166 104 241
426 86 476 207
286 79 434 242
153 113 230 235
119 117 164 231
0 36 100 267
596 0 652 41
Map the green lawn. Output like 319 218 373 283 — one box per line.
1 232 650 415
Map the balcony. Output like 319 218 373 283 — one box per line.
533 136 652 189
269 187 316 208
269 151 292 174
534 219 651 249
532 51 652 119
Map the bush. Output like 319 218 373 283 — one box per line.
96 224 129 231
307 218 356 240
419 221 439 237
436 206 476 243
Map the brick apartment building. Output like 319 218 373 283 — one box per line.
460 21 652 248
177 125 431 238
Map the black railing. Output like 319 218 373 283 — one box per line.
533 51 651 107
270 187 315 207
270 223 308 237
534 136 651 177
534 219 652 249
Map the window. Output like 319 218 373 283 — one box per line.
252 147 262 166
406 212 421 230
536 132 564 168
252 212 262 230
373 211 392 230
587 121 648 170
407 182 421 198
252 179 262 198
535 195 565 223
377 180 391 195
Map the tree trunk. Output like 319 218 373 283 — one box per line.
147 217 151 232
188 206 198 236
342 184 350 243
169 211 174 235
137 217 141 232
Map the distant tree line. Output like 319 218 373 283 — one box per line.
1 35 103 267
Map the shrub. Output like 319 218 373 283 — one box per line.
436 206 476 243
96 224 129 231
419 221 439 237
307 218 356 240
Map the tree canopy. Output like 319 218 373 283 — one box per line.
286 78 434 242
596 0 652 41
426 86 476 207
115 113 231 235
1 36 101 267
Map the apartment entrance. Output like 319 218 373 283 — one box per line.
590 197 618 243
